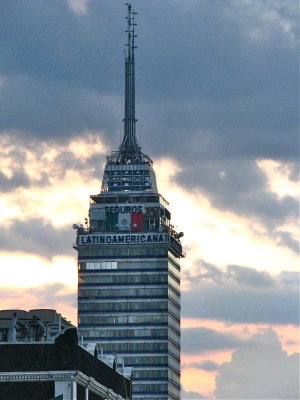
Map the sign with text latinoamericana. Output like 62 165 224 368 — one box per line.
78 233 168 246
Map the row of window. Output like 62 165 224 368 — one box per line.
80 327 180 345
78 246 168 258
96 342 180 360
83 261 117 270
78 286 180 303
133 383 167 394
78 300 168 312
80 327 168 338
90 217 166 233
106 175 151 181
79 259 168 271
80 272 168 284
132 369 168 379
126 356 180 374
132 368 180 385
79 274 180 291
78 287 168 298
78 298 180 313
98 342 169 354
78 299 180 319
79 313 180 332
78 260 180 277
132 368 180 384
79 314 168 325
90 194 163 204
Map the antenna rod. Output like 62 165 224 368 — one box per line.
120 3 140 157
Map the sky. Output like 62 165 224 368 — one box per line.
0 0 299 398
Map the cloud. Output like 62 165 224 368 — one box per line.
275 230 299 253
0 283 76 322
215 329 300 399
0 133 107 193
0 169 31 192
182 327 245 355
182 262 299 325
182 361 220 372
67 0 89 16
226 264 275 287
0 219 74 259
181 387 207 400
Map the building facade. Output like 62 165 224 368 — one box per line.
76 5 183 400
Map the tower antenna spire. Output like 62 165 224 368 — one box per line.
119 3 140 161
106 3 152 166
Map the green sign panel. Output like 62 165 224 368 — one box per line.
50 395 63 400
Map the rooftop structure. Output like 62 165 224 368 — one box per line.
0 309 72 343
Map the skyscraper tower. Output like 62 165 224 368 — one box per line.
76 4 183 400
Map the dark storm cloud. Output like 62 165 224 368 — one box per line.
182 326 245 354
182 262 299 325
0 0 298 226
0 0 124 139
0 219 75 259
0 74 120 139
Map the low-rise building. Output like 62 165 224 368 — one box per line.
0 310 132 400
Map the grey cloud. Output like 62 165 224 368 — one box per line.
0 170 31 192
176 159 298 230
0 142 48 191
181 387 207 400
226 265 275 287
279 271 299 288
183 260 224 284
182 327 245 354
0 219 76 259
0 75 120 139
53 148 106 181
182 361 220 372
275 231 299 254
182 262 299 325
0 134 106 192
215 329 300 399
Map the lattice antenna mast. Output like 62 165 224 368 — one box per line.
119 3 141 159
